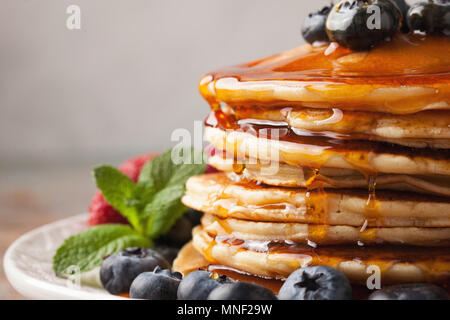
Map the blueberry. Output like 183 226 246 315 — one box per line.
301 5 333 44
326 0 401 50
130 266 182 300
207 282 277 300
407 0 450 36
153 243 179 264
177 270 234 300
278 266 352 300
369 283 449 300
391 0 410 32
159 216 193 247
100 247 170 295
184 209 203 227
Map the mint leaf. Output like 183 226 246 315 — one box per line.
138 147 205 237
53 224 151 274
94 166 143 233
93 148 205 238
53 147 206 280
144 184 187 238
138 147 206 192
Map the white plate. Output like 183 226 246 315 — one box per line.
3 214 125 300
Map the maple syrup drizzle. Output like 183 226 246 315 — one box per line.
214 216 233 234
204 110 450 161
203 237 217 263
199 34 450 114
205 109 449 235
198 34 450 287
208 235 450 284
365 175 381 225
229 105 450 141
304 167 330 244
231 162 245 175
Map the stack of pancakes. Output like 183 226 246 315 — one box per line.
174 33 450 288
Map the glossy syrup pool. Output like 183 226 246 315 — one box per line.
200 33 450 83
199 33 450 113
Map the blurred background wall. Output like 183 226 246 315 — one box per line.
0 0 334 168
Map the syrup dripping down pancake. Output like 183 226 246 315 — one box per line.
204 125 450 176
191 226 450 285
226 105 450 143
199 34 450 115
182 174 450 227
184 29 450 292
173 241 210 276
209 154 450 197
173 242 285 294
173 242 386 299
201 213 450 246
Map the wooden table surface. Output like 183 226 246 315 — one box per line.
0 165 96 299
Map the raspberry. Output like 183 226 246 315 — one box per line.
88 191 128 225
205 164 220 174
119 153 158 182
204 145 221 174
88 153 157 226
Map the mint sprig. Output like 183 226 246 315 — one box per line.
93 166 144 233
53 147 205 275
139 148 206 238
54 224 151 275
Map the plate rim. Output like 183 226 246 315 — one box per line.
3 214 126 300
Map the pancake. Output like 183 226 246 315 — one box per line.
199 34 450 115
190 28 450 289
209 154 450 197
201 213 450 246
227 106 450 142
173 242 286 294
192 226 450 285
173 243 394 298
205 126 450 176
173 241 209 275
182 173 450 227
